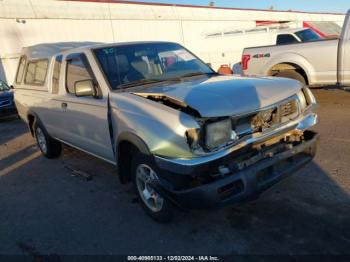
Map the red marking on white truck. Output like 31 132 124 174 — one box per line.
241 54 251 70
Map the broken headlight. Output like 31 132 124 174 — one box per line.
187 118 238 154
205 118 236 150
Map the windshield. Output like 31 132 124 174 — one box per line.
0 80 10 91
93 42 215 90
295 29 322 42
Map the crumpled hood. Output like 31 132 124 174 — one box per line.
133 75 302 118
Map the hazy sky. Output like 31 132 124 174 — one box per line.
123 0 348 13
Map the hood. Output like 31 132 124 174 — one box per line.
132 75 302 118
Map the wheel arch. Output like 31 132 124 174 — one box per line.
268 62 309 85
116 132 152 184
264 53 314 85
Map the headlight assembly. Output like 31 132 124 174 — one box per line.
186 118 237 154
205 118 235 150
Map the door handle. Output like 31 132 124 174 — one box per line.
61 102 68 110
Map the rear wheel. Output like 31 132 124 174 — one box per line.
34 121 62 159
131 153 174 223
274 70 306 85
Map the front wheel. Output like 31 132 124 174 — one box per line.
34 121 62 159
131 153 174 223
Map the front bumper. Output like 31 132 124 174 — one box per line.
152 113 318 209
154 131 317 209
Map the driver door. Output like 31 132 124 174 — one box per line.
53 52 114 163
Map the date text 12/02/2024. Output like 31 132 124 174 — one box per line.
127 256 220 261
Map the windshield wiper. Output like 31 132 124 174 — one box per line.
180 72 218 78
117 79 168 89
116 72 217 89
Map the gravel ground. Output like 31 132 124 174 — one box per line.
0 88 349 256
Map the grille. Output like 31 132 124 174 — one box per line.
251 108 277 132
280 100 297 117
279 100 299 122
250 99 299 132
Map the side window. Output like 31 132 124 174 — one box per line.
52 55 63 94
66 54 93 94
24 59 49 85
15 56 26 84
276 34 299 45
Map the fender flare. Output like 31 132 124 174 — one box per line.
116 132 151 156
116 132 152 184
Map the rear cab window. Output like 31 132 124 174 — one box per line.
276 34 299 45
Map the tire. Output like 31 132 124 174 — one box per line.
131 153 174 223
274 70 306 85
34 121 62 159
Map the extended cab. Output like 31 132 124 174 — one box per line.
14 41 318 222
242 10 350 88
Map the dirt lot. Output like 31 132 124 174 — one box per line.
0 88 349 256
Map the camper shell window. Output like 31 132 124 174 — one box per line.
24 59 49 86
15 56 27 84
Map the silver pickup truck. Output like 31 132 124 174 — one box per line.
242 11 350 88
14 41 318 222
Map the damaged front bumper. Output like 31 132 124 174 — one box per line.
153 113 318 209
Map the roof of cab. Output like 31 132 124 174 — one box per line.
21 42 103 59
21 41 179 59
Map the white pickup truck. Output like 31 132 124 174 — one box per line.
242 11 350 88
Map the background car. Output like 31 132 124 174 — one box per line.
0 80 17 119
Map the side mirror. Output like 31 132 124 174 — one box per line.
74 79 95 97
